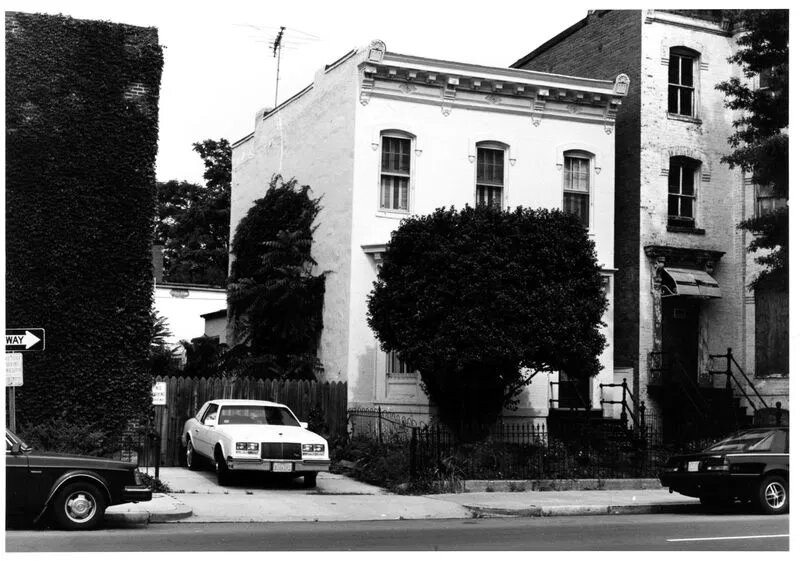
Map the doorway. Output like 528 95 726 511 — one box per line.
661 297 699 384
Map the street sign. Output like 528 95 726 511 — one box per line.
152 382 167 405
5 328 45 351
5 353 23 387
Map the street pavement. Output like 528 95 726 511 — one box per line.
104 467 701 525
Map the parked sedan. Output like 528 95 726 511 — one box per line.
660 426 789 514
6 428 152 530
181 399 330 487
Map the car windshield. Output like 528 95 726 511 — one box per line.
704 429 783 453
217 405 300 427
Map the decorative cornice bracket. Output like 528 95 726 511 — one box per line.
441 77 458 116
360 65 376 106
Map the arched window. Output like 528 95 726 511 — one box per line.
562 150 592 228
668 156 700 227
475 141 506 207
668 47 699 117
379 130 414 212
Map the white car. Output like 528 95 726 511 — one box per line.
181 399 330 487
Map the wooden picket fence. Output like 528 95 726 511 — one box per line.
151 376 348 467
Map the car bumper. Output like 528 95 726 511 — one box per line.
122 485 153 503
226 458 331 473
659 472 758 499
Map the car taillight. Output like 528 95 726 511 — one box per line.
133 469 144 485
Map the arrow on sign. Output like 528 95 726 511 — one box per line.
5 331 42 350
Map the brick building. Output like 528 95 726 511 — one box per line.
231 40 629 423
513 10 788 440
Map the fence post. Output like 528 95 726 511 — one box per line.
639 400 646 439
725 348 733 391
410 427 418 477
620 378 628 424
377 406 383 447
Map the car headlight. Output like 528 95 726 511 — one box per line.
235 442 260 455
302 443 325 455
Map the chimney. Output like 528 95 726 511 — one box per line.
152 245 164 283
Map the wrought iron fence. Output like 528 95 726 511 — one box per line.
347 407 427 444
408 421 703 480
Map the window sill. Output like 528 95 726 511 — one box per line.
667 224 705 235
666 113 702 125
376 209 410 219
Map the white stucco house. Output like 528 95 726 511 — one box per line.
230 40 628 424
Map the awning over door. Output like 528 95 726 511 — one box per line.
661 267 721 298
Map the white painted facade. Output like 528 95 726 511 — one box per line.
231 41 628 422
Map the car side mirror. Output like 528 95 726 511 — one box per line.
300 422 309 429
10 442 21 454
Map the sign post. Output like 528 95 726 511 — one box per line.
151 382 167 479
5 353 24 432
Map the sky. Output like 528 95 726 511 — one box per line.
4 0 595 185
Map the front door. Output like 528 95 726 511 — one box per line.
661 298 699 383
558 371 591 410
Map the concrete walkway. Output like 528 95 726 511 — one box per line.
105 468 700 525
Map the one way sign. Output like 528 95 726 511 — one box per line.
5 328 46 351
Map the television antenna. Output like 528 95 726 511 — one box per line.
234 24 321 107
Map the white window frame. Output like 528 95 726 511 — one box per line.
668 47 698 118
475 141 508 208
668 156 700 228
562 150 593 229
386 350 417 380
755 183 787 217
378 131 414 214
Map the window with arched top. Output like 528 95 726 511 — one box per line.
668 156 700 227
562 150 593 228
379 130 414 212
668 47 699 117
475 141 507 207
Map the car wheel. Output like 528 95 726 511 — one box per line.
52 481 107 531
186 439 200 471
758 475 788 515
303 472 318 488
215 450 231 486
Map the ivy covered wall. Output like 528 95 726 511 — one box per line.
5 12 164 432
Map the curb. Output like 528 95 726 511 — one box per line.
466 502 699 518
464 479 664 493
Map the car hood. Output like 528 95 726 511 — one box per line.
23 450 137 471
215 425 327 444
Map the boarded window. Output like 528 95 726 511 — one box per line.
755 283 789 377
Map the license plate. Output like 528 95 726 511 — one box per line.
687 461 700 472
272 462 293 473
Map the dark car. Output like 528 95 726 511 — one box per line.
6 428 152 530
659 426 789 514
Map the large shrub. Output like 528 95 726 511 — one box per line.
5 13 163 432
368 205 607 440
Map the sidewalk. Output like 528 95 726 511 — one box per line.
105 468 700 525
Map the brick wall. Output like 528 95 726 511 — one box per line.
513 10 644 380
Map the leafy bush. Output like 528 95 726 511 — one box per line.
18 420 116 457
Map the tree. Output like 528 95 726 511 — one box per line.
155 139 231 286
367 205 607 440
227 175 326 380
716 10 789 289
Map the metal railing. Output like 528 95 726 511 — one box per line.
599 378 644 437
708 348 768 411
548 379 591 410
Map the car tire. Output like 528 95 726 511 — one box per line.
303 472 318 488
186 439 201 471
52 481 107 531
757 475 788 515
215 450 231 486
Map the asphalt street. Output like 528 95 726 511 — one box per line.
6 513 789 552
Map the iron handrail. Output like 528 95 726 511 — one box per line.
599 378 640 433
708 348 769 410
649 351 709 420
